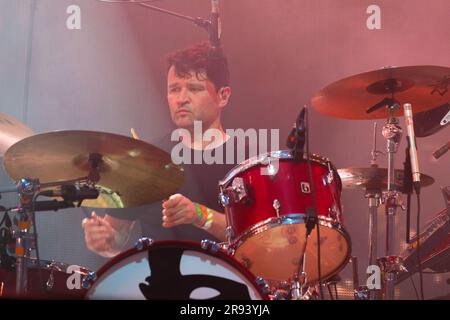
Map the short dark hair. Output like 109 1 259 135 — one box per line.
167 42 230 91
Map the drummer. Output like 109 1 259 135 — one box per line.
82 43 240 257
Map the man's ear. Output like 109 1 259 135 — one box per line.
218 87 231 107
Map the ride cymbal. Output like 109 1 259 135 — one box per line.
3 130 184 208
312 65 450 119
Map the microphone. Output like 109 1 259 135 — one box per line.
41 185 99 202
432 141 450 160
287 107 307 160
208 0 224 60
286 124 296 149
403 103 421 194
294 107 307 160
210 0 221 49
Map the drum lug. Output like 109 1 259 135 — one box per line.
273 199 281 217
200 239 222 253
219 192 230 207
81 271 97 289
225 226 234 242
255 277 271 295
135 237 154 251
261 156 278 178
46 269 55 291
231 177 248 203
328 206 337 220
323 171 334 186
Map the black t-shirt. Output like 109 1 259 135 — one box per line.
108 133 240 242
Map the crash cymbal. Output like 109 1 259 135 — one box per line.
337 166 434 192
0 112 34 156
312 65 450 119
3 130 184 208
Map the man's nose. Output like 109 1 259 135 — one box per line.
176 88 190 105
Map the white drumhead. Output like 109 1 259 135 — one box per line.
86 243 266 300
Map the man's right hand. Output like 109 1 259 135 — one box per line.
82 212 130 258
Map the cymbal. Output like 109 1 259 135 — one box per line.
312 65 450 119
0 112 34 156
337 166 434 192
3 130 184 208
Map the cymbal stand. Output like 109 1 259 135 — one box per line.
380 105 404 300
14 178 40 296
365 122 383 299
8 174 100 296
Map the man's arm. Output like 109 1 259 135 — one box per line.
162 194 227 242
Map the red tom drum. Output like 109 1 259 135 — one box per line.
219 151 351 284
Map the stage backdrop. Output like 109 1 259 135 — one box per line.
0 0 448 299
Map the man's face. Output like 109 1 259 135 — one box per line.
167 66 223 130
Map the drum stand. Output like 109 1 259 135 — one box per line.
379 105 405 300
365 123 383 300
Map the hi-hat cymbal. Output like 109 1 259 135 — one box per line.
3 130 184 208
338 167 434 192
312 65 450 119
0 112 34 156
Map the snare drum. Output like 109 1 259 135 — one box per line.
84 239 270 300
0 258 90 299
219 150 351 283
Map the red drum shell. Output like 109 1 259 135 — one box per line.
219 151 351 283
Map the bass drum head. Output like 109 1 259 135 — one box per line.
85 240 268 300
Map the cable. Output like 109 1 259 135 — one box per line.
327 284 334 300
409 275 420 300
334 283 339 300
416 193 424 300
304 105 324 299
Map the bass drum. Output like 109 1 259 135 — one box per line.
84 239 270 300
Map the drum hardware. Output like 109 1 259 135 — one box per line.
314 65 450 299
225 226 234 244
254 277 272 297
272 199 281 217
230 177 248 203
200 239 223 253
377 256 408 296
351 256 370 300
81 272 97 290
3 178 101 297
135 237 154 251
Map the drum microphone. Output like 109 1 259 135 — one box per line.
208 0 223 59
432 141 450 160
286 107 306 160
403 103 421 194
41 185 99 202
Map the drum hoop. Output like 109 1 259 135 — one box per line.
86 240 270 300
229 214 352 283
219 150 331 187
229 214 350 247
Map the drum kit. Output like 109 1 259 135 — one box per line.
0 65 448 300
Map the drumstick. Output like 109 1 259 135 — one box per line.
130 128 140 140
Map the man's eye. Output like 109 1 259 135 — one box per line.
169 87 181 93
